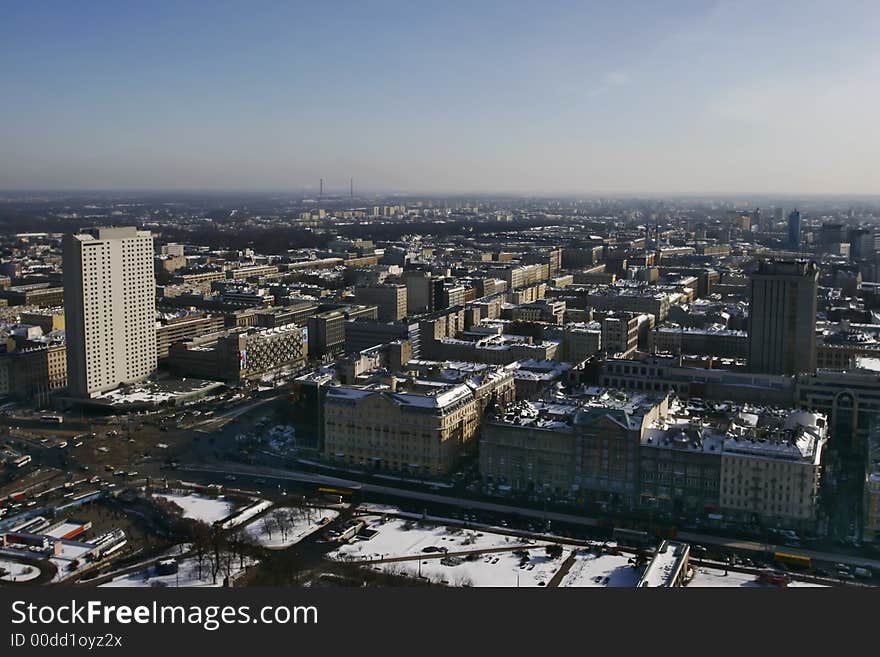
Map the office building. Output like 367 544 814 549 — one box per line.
344 318 421 357
355 284 407 322
787 209 802 249
747 260 818 376
63 227 157 398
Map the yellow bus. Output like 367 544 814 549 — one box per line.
774 551 811 570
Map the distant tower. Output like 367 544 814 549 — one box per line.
319 178 324 198
350 177 354 199
788 209 802 249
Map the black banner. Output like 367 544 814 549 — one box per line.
0 587 870 655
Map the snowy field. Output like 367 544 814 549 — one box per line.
559 550 645 587
243 507 339 549
688 567 826 588
154 493 235 524
50 542 93 583
102 554 257 588
0 558 40 582
329 515 543 562
371 547 569 587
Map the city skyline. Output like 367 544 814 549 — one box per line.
2 1 879 195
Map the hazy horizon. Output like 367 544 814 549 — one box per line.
2 1 879 195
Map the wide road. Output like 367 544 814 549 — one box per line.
181 462 880 571
188 393 286 431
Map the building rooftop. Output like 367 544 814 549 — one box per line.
490 399 579 431
637 541 690 587
574 390 667 431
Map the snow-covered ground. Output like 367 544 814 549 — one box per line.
0 558 40 582
688 567 826 588
243 507 339 549
329 515 543 562
50 542 93 583
372 547 568 587
154 493 235 524
101 554 257 588
559 549 645 587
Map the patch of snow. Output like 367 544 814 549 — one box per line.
154 493 235 525
559 549 645 587
243 507 339 549
0 558 40 582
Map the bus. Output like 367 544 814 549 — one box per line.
40 415 63 425
317 486 356 497
317 486 361 504
773 551 811 570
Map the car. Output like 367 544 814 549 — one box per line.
690 545 708 558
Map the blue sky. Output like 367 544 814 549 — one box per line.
1 0 878 194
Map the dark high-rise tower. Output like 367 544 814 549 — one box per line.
747 259 818 375
787 209 802 249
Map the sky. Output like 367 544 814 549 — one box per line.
1 0 879 195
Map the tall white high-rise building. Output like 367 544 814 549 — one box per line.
63 227 157 397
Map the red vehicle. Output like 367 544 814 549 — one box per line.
758 570 791 586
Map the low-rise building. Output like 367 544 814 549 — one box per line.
649 324 748 359
637 541 690 587
324 376 482 476
0 283 64 307
480 390 670 507
480 400 580 496
168 323 307 383
639 404 723 515
155 312 226 360
718 408 827 528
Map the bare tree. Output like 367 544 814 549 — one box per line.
189 521 212 580
285 508 301 536
261 514 274 541
274 510 291 543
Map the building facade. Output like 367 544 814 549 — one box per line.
63 227 157 397
747 260 818 376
